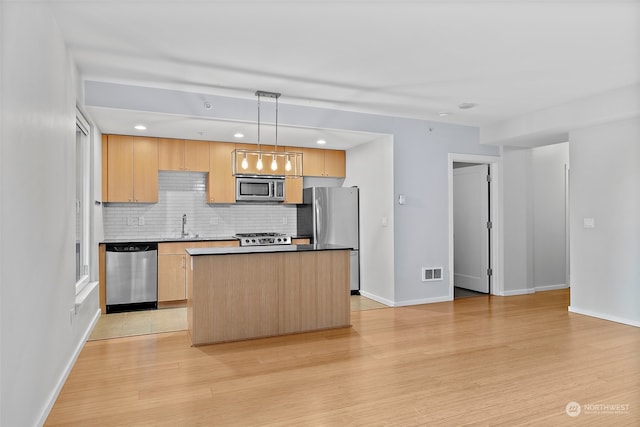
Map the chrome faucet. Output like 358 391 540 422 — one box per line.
181 214 187 237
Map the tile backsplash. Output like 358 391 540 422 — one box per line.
103 171 298 240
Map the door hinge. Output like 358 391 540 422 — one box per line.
487 268 493 276
487 221 492 229
486 174 492 182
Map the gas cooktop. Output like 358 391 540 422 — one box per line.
235 232 292 246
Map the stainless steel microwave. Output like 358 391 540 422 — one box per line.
236 176 285 202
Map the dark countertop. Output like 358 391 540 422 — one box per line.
102 235 312 244
186 243 352 256
102 236 238 244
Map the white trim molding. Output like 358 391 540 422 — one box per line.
568 306 640 328
448 153 503 297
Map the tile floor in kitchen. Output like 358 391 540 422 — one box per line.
89 295 387 341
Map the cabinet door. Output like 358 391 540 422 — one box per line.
324 149 346 178
101 135 109 201
132 137 158 202
184 140 210 171
208 142 236 203
301 147 325 177
158 138 185 171
106 135 134 202
158 254 186 301
284 176 303 204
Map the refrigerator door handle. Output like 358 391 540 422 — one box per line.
315 203 322 242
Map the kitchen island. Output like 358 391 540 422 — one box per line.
185 244 351 346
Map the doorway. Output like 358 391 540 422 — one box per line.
448 154 501 300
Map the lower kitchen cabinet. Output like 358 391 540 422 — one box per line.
158 240 239 304
158 254 186 301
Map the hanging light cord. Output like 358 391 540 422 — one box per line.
257 93 261 150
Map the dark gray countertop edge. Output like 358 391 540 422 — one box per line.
187 244 352 256
102 236 238 244
101 236 312 244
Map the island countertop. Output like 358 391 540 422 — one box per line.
186 243 352 256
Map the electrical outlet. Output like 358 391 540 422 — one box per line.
282 217 288 225
138 216 145 226
210 216 219 225
127 216 135 226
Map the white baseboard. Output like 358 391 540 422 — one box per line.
535 283 568 292
568 306 640 328
358 290 393 307
358 290 454 307
37 307 101 427
393 295 452 307
500 288 536 296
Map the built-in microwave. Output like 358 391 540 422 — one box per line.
236 176 285 202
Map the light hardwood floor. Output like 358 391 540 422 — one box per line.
46 289 639 426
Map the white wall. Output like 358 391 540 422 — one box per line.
0 3 100 425
568 118 640 326
343 136 395 303
501 147 534 295
532 143 569 289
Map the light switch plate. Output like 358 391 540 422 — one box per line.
583 218 595 228
127 216 135 226
138 216 145 226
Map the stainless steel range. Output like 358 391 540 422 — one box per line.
235 232 291 246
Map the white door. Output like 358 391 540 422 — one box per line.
453 164 490 293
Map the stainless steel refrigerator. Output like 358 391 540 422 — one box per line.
297 187 360 293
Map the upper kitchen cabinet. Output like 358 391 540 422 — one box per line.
158 138 209 172
208 142 236 203
104 135 158 203
284 176 303 204
301 147 346 177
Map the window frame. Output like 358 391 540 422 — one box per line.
75 108 91 295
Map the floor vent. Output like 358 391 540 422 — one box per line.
422 267 443 282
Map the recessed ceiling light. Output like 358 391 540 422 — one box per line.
316 139 326 145
134 124 147 131
438 112 450 117
204 102 213 110
458 102 477 110
234 133 244 138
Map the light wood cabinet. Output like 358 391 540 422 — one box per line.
284 176 303 204
301 147 346 177
184 140 210 171
158 240 239 303
208 142 236 203
292 238 311 245
158 138 209 172
323 149 346 177
187 249 350 345
105 135 158 203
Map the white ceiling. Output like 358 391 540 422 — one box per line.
51 0 639 145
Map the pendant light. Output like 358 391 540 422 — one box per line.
255 90 281 171
241 152 249 170
285 155 292 172
256 92 263 170
270 93 279 171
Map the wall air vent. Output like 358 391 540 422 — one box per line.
422 267 443 282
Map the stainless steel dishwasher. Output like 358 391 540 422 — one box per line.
105 243 158 313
